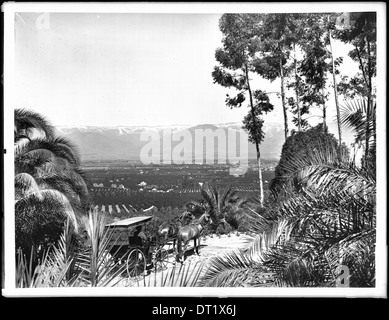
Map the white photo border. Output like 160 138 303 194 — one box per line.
2 1 386 298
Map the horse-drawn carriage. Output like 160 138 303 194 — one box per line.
105 216 169 278
105 212 213 279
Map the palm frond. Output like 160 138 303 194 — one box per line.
15 108 56 141
15 246 73 288
340 98 376 144
244 217 294 263
15 173 40 200
15 137 81 168
77 210 126 287
261 242 319 287
275 136 375 205
36 170 89 204
273 139 348 195
139 260 205 287
325 229 375 287
200 185 217 210
200 248 271 287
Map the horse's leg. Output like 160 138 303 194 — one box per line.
194 238 198 255
183 240 189 261
175 235 182 263
197 236 200 255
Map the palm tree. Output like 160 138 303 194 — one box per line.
187 181 248 231
200 140 375 287
14 108 89 256
15 108 55 142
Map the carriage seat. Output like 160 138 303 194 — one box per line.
128 236 143 247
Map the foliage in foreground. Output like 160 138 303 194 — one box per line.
14 108 89 257
200 140 375 287
16 210 126 288
16 209 206 288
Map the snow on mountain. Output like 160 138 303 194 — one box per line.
56 122 285 161
56 124 194 135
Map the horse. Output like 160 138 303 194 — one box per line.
156 211 194 253
175 212 213 263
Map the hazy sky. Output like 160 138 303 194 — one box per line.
14 11 360 131
15 13 236 126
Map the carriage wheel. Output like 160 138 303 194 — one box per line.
126 248 146 279
154 248 169 272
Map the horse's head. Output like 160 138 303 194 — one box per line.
157 221 170 240
202 212 213 225
186 212 195 222
180 211 195 225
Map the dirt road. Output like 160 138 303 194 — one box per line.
116 233 255 287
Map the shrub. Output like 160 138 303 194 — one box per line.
216 222 233 235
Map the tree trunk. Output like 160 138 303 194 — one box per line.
328 27 342 148
294 43 301 131
364 36 372 163
280 55 288 140
321 87 327 132
256 148 264 205
354 39 373 165
245 65 264 206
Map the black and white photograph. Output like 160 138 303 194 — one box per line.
2 2 386 298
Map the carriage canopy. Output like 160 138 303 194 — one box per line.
105 216 153 229
105 216 153 246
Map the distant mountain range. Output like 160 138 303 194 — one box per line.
56 122 286 162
